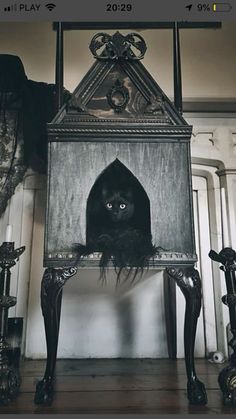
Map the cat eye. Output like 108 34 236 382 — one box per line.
120 203 126 210
106 202 112 209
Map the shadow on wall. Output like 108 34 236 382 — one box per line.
59 269 168 358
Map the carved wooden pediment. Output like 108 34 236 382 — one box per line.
52 32 189 133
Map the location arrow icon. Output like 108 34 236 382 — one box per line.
186 4 193 11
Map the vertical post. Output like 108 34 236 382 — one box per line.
0 268 11 338
55 22 64 111
173 22 183 115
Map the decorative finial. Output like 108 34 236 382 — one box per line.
89 31 147 61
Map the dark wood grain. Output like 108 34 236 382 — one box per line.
53 23 222 30
0 359 234 414
20 358 221 376
20 373 220 393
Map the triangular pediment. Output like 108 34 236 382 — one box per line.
52 32 188 128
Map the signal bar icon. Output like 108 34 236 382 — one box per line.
4 4 16 11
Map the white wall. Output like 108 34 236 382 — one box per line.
0 22 236 97
3 116 235 359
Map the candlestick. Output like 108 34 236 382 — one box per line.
0 241 25 404
5 225 12 243
209 247 236 406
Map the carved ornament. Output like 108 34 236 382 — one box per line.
106 79 129 112
89 31 147 61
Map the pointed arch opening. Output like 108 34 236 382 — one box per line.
86 159 151 247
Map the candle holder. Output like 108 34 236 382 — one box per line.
209 247 236 406
0 241 25 405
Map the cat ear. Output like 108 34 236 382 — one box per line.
101 184 109 198
125 188 133 200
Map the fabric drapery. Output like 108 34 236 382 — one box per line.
0 54 70 217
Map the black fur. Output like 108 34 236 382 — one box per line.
75 160 157 282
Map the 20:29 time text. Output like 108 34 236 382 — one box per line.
106 4 133 12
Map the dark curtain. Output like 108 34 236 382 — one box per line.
0 54 70 216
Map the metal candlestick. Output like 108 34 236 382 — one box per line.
209 247 236 406
0 241 25 405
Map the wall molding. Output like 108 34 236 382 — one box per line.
216 169 236 177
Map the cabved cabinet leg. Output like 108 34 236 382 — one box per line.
164 270 177 359
34 267 77 405
166 266 207 405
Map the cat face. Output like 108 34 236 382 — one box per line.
102 188 134 223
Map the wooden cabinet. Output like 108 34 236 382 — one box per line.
35 32 207 407
45 32 195 268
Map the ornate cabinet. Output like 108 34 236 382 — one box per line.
35 32 207 406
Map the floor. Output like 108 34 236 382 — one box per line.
0 358 236 414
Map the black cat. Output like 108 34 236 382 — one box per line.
102 185 134 224
75 160 157 281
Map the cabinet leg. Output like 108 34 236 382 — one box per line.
34 267 77 405
166 266 207 405
164 270 177 359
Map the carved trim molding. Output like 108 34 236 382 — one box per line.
63 117 174 125
44 251 197 268
48 126 192 140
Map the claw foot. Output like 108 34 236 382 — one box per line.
219 364 236 406
34 378 54 405
187 379 207 405
222 390 236 406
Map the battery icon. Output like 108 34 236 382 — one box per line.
212 3 232 12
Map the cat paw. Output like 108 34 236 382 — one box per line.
187 379 207 405
97 234 113 248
